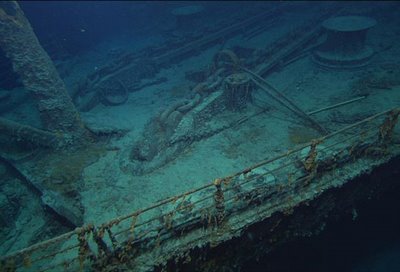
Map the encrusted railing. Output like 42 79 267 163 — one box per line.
1 108 399 272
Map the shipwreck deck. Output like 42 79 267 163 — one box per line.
1 108 400 271
1 2 400 271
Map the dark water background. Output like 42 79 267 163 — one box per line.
19 1 167 56
19 1 253 58
247 178 400 272
9 1 400 271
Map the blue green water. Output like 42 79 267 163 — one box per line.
1 1 400 270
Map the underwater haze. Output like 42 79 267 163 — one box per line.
1 1 400 271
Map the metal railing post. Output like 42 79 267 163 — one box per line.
213 178 226 226
379 109 400 145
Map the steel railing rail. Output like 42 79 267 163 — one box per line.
1 107 398 272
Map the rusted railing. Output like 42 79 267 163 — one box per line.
1 108 399 272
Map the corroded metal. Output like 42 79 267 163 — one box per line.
313 16 377 68
0 2 88 139
1 108 399 272
213 179 226 226
379 109 400 144
223 73 253 111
